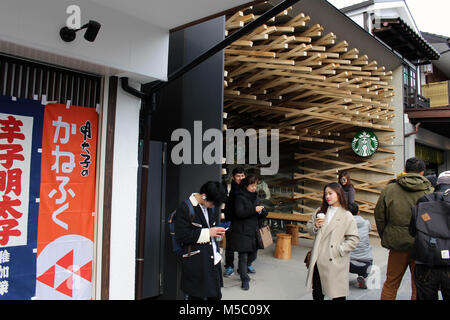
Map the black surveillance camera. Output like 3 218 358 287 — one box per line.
84 20 101 42
60 20 101 42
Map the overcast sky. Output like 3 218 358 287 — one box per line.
405 0 450 36
328 0 450 37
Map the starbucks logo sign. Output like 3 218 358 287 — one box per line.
352 131 378 157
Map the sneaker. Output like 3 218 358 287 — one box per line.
247 265 256 274
241 281 249 290
357 276 367 289
224 267 234 277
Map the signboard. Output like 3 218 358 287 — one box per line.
0 96 44 299
36 103 97 300
352 130 378 157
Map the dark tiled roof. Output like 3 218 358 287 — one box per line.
372 17 440 63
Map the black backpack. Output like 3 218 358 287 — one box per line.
168 199 217 257
411 190 450 267
168 200 195 257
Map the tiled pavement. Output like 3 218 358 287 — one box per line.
220 236 434 300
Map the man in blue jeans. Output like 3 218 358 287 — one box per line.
349 203 373 289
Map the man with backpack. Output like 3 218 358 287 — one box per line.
409 171 450 300
174 181 227 300
374 157 434 300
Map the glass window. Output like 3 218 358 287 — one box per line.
403 64 418 108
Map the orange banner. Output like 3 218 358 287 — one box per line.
36 103 98 299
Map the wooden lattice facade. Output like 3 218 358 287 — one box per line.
222 2 397 220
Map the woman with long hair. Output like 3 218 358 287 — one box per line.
305 182 360 300
338 171 355 205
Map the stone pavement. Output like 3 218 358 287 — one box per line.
220 236 429 300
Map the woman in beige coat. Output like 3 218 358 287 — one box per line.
306 182 360 300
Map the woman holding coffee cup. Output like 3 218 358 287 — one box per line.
305 182 360 300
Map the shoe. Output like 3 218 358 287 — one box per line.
247 265 256 274
241 281 249 290
224 267 234 277
357 276 367 289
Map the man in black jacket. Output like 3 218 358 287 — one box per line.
223 167 245 277
409 171 450 300
174 181 227 300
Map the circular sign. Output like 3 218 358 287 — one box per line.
352 130 378 157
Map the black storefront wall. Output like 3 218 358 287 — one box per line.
146 16 225 299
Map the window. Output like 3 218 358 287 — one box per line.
403 64 417 108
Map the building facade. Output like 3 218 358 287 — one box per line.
329 0 450 174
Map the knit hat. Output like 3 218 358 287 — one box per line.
437 171 450 185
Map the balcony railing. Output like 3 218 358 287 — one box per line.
417 94 431 108
405 92 430 109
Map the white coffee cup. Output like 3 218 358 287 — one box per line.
316 213 325 220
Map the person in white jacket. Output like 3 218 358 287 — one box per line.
348 203 373 289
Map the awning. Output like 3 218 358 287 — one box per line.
372 17 440 64
406 107 450 137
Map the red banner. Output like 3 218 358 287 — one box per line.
36 103 98 299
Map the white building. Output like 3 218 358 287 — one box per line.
328 0 450 174
0 0 255 300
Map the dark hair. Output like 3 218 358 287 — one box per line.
348 202 359 216
240 175 259 189
319 182 348 214
338 170 353 188
405 157 426 173
199 181 227 206
425 175 437 188
232 166 245 176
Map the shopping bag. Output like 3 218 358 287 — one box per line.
257 225 273 249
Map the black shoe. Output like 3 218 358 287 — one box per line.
241 281 249 290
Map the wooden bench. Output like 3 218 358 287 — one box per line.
267 212 379 239
267 212 314 240
267 212 312 222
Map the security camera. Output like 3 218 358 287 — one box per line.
60 20 101 42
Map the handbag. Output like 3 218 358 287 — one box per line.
304 250 311 268
257 225 273 249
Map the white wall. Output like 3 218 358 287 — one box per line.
0 0 169 82
391 65 406 174
0 0 165 299
109 80 141 300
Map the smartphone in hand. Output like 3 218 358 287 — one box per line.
218 221 231 229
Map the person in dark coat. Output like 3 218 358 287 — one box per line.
223 167 245 277
174 181 227 300
338 170 355 205
374 157 433 300
227 175 268 290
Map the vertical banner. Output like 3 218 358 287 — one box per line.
0 96 44 300
36 103 98 300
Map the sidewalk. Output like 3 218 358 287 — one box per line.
221 236 419 300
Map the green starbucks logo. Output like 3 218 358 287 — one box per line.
352 131 378 157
